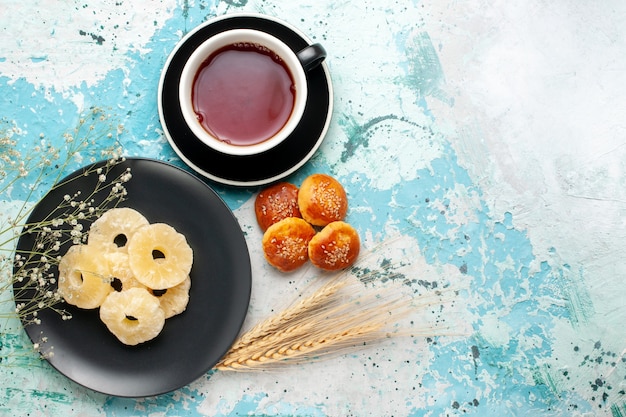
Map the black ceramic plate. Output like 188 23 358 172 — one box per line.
158 13 333 186
13 158 251 397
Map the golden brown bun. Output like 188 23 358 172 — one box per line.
308 221 360 271
297 174 348 227
262 217 316 272
255 182 302 231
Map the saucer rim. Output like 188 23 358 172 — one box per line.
157 13 334 187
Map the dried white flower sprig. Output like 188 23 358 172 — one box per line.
11 160 131 324
0 109 130 362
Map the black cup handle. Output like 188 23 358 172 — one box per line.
296 43 327 72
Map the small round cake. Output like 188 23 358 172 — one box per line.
297 174 348 227
262 217 316 272
254 182 302 231
308 221 360 271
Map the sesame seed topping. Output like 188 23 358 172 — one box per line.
273 235 308 264
311 180 345 221
320 238 351 267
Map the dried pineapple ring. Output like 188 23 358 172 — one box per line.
149 275 191 319
104 252 147 292
99 287 165 346
58 245 113 309
127 223 193 289
88 207 150 252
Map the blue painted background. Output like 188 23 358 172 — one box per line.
1 1 624 416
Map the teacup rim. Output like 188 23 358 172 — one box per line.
178 28 308 156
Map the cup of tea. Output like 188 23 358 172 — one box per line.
179 28 326 156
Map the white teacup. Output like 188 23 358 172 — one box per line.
179 29 326 156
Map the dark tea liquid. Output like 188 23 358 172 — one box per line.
192 43 296 146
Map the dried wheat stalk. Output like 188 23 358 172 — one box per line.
215 268 454 371
215 234 464 372
219 323 384 370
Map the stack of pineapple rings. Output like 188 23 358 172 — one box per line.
57 207 193 346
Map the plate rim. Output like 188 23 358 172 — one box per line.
157 13 334 187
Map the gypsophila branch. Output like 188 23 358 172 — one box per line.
1 108 131 362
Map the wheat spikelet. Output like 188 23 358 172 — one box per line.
226 277 348 353
216 322 386 371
